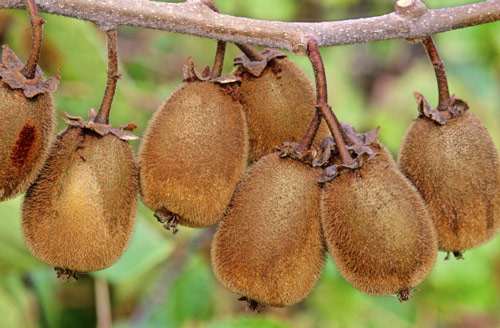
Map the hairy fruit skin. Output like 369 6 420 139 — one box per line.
212 153 325 307
237 57 329 163
139 81 248 228
22 127 138 272
398 112 500 252
0 82 55 200
321 144 438 296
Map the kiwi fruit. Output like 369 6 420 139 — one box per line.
0 82 54 200
398 111 500 253
211 153 325 307
321 143 438 299
235 51 330 163
139 81 248 228
22 127 138 273
0 46 58 201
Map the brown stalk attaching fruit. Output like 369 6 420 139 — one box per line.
139 42 248 231
22 30 139 278
398 36 500 258
0 0 59 201
211 153 325 307
234 44 330 164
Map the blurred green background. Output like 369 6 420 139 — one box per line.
0 0 499 327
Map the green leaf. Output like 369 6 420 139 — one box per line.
210 316 291 328
145 254 214 327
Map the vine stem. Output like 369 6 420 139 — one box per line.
94 29 121 125
20 0 44 79
2 0 500 51
307 39 355 166
421 36 451 110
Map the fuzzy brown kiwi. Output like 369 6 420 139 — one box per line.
398 111 500 253
0 80 55 200
321 143 438 299
139 81 248 228
22 127 138 273
235 51 330 163
211 153 325 307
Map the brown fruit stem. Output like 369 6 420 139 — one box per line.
20 0 44 80
210 40 226 78
297 109 323 152
235 43 264 62
307 39 355 166
199 0 226 79
95 29 121 125
421 36 451 110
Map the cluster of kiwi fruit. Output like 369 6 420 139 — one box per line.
210 37 499 309
1 2 139 279
1 0 499 312
139 42 329 231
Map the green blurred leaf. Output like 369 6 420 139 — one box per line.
210 316 291 328
145 254 214 328
0 197 43 271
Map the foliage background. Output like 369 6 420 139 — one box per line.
0 0 499 327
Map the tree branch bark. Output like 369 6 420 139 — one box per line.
1 0 499 53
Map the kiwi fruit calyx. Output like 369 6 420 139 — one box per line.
61 109 138 141
238 296 263 313
55 267 79 282
233 48 286 77
0 45 60 98
183 57 240 84
414 91 469 125
278 122 380 183
154 206 180 234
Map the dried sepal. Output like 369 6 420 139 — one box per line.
414 91 469 125
277 123 380 182
234 48 286 77
182 57 240 84
314 124 380 182
61 109 138 141
276 142 317 166
0 45 60 98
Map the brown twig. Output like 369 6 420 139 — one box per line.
421 36 451 110
94 29 121 124
20 0 44 79
2 0 499 51
307 39 355 166
95 277 112 328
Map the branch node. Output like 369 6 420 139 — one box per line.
395 0 427 18
291 43 308 56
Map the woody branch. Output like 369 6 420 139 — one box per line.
1 0 499 53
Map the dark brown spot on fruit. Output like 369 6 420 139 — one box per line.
10 123 36 168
